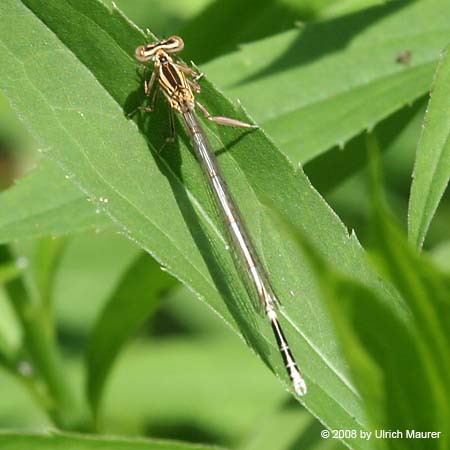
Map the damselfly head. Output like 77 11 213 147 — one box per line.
135 36 184 62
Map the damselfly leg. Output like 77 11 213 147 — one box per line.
195 101 257 129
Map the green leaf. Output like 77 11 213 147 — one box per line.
273 206 449 450
319 0 399 19
178 0 327 64
0 159 111 244
363 134 450 445
368 130 450 411
408 44 450 249
0 432 225 450
321 276 443 450
86 252 176 417
306 98 426 194
178 0 391 64
368 206 450 436
204 0 450 164
0 91 32 159
0 1 412 445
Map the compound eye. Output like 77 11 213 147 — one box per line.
167 35 184 53
135 45 150 62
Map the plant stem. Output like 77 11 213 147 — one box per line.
0 244 79 429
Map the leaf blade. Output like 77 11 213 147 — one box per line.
0 159 111 244
204 0 450 164
408 44 450 248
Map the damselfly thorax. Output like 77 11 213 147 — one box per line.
153 50 195 113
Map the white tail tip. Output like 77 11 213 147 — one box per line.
293 371 307 396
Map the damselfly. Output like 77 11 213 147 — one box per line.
135 36 307 396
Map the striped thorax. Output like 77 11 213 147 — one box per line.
135 36 194 113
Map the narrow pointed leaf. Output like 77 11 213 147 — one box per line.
408 45 450 248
